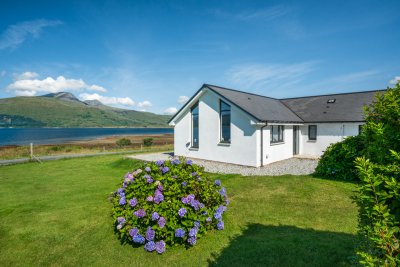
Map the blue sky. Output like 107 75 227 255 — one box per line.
0 0 399 114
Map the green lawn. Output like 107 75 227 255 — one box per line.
0 155 359 266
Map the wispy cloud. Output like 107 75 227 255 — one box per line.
389 76 400 85
177 95 189 104
80 93 135 107
330 70 380 84
137 100 152 110
0 19 62 50
6 72 107 96
164 107 178 115
211 5 289 21
226 61 316 90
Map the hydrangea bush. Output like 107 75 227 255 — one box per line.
111 158 229 254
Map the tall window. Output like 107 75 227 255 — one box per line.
220 100 231 143
308 125 317 140
270 125 284 143
191 102 199 148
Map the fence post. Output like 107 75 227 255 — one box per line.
141 144 143 151
30 143 33 160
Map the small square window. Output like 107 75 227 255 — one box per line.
270 125 284 143
308 125 317 141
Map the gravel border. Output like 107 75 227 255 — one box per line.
126 152 318 176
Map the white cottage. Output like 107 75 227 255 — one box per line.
168 84 383 167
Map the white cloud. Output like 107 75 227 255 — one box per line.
137 100 152 110
236 5 289 21
79 93 135 107
177 95 189 104
226 61 316 90
0 19 62 50
14 71 39 80
6 74 107 96
389 76 400 85
164 107 178 115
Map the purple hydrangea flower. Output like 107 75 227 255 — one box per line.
134 209 146 218
181 182 187 187
191 172 197 177
133 234 145 244
194 221 200 229
151 212 160 221
214 212 222 221
119 197 126 205
144 241 156 252
146 227 155 241
206 217 212 223
155 160 164 167
161 166 169 174
178 208 187 218
188 228 197 237
171 158 180 165
186 159 193 165
214 180 221 186
117 188 124 194
217 220 224 230
129 227 139 237
154 190 164 204
219 187 227 197
157 184 164 191
216 205 227 214
201 210 207 215
145 166 151 172
129 198 137 207
158 217 166 228
187 236 196 246
146 196 154 202
155 240 166 254
144 174 154 184
181 196 189 205
117 217 126 224
175 228 185 238
124 172 133 179
190 199 201 211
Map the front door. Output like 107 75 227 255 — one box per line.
293 126 299 155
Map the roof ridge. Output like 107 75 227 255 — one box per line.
204 84 279 101
280 88 387 100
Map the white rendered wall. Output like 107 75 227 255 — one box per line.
299 123 362 157
261 125 294 165
173 90 259 167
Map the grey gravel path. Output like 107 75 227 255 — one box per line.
127 152 318 176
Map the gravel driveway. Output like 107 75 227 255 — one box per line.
127 152 318 176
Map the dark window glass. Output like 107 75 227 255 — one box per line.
191 102 199 148
358 124 363 135
308 125 317 140
270 125 284 143
220 100 231 143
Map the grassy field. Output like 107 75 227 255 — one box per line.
0 155 359 266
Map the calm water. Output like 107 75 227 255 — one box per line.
0 128 173 146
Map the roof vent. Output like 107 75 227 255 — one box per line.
327 99 336 103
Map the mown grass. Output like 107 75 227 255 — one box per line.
0 155 359 266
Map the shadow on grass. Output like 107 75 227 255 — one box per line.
208 224 358 267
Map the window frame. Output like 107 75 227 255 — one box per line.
219 99 231 144
308 125 317 141
191 102 199 148
270 125 285 144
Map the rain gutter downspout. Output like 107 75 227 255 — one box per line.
260 123 268 167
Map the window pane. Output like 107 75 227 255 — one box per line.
220 100 231 143
271 125 284 143
191 103 199 148
309 125 317 140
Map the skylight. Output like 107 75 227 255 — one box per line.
327 99 336 103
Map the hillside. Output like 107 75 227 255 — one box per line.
0 95 171 128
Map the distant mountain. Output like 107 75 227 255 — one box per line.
0 93 171 128
84 99 104 106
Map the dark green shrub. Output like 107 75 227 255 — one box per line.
314 135 364 180
111 158 228 254
143 138 153 147
355 84 400 266
116 138 132 147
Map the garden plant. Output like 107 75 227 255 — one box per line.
111 158 228 254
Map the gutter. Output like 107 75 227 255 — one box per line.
260 123 268 166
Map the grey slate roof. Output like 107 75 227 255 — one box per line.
169 84 385 124
281 90 385 122
205 85 303 123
